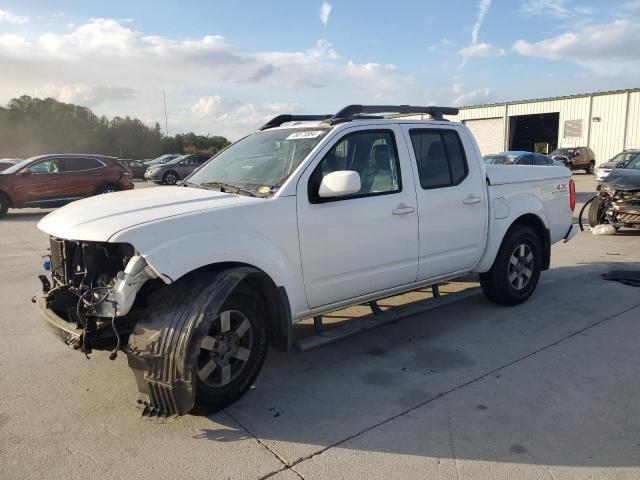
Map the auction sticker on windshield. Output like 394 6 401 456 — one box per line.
286 131 326 140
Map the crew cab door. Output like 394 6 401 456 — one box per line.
296 126 419 309
400 125 487 280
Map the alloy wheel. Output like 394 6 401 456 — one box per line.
197 310 253 387
508 244 534 291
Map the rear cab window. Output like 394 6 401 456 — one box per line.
408 129 468 189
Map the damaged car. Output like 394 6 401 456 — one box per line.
586 154 640 231
34 105 577 417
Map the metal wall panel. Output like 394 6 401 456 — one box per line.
451 90 639 166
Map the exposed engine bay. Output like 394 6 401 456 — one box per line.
580 169 640 232
41 237 156 356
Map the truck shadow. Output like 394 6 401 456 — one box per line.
197 261 640 468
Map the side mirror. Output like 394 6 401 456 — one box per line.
16 168 31 176
318 170 361 198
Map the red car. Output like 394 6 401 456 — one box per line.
0 154 133 217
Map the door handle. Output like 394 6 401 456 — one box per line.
392 204 415 215
463 195 481 205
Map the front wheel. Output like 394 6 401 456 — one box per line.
96 184 120 195
195 291 268 411
480 225 542 306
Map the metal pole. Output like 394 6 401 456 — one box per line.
623 91 631 151
163 90 169 137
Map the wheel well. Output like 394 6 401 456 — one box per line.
195 262 291 351
509 214 551 270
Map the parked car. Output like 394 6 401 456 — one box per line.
35 104 577 416
483 151 564 167
588 153 640 230
117 159 148 179
594 149 640 182
550 147 596 173
0 159 20 172
144 153 211 184
144 153 180 165
0 154 133 217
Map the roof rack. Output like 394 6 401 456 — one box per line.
258 105 459 130
259 114 332 131
326 104 459 124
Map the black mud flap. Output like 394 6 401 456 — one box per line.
125 267 259 418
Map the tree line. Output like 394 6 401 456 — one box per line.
0 96 230 160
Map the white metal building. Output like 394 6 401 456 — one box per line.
445 88 640 165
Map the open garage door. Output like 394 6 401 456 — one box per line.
464 118 504 155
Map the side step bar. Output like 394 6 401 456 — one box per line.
295 286 482 352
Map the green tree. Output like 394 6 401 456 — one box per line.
0 96 230 159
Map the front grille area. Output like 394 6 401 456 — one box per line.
49 237 66 281
617 212 640 223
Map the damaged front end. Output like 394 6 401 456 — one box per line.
36 236 157 356
581 170 640 232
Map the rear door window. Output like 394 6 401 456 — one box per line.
409 129 468 189
60 157 103 172
517 155 534 165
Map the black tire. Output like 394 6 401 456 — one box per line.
96 184 121 195
162 171 178 185
586 160 595 174
480 225 542 306
588 196 605 227
194 291 268 411
0 192 9 218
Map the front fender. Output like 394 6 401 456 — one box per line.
111 226 308 317
474 193 549 273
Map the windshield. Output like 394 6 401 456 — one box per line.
610 151 639 164
550 148 575 156
147 154 178 165
1 157 37 174
187 127 329 194
166 155 190 165
626 155 640 169
483 154 517 165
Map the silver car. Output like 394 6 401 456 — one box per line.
144 154 211 185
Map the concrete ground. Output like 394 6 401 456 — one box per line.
1 175 639 480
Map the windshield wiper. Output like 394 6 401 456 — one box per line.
199 181 258 197
182 181 203 189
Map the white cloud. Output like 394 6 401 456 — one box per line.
320 1 332 27
520 0 593 18
459 42 506 57
459 0 498 66
0 9 29 24
0 19 419 139
453 87 492 106
623 0 640 10
428 38 452 53
35 82 136 107
0 34 31 56
471 0 492 45
512 20 640 62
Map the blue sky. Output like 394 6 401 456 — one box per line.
1 0 639 138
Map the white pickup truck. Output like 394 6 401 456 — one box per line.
35 105 578 416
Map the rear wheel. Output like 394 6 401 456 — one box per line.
586 160 595 174
480 225 542 306
0 193 9 218
96 184 120 195
162 171 178 185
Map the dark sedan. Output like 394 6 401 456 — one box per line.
144 154 211 184
117 159 148 179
